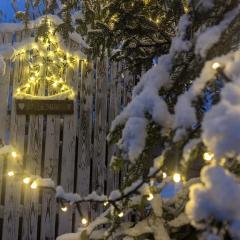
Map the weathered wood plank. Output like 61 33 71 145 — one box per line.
107 62 121 194
22 115 43 240
58 63 78 236
40 116 60 240
2 32 25 240
75 61 93 227
91 58 108 217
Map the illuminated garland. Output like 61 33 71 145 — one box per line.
14 17 87 100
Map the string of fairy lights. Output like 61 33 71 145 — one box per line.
14 17 87 100
3 145 216 226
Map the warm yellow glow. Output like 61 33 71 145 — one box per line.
81 218 88 225
147 193 154 201
104 201 109 206
14 19 80 100
11 151 17 158
31 181 37 189
23 177 31 185
61 206 68 212
173 173 181 183
118 211 124 218
30 76 35 81
212 62 221 70
8 171 15 177
52 82 58 88
203 152 214 161
162 172 167 179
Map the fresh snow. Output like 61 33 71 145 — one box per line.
195 5 240 57
186 165 240 238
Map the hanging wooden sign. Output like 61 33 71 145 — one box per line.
15 99 74 115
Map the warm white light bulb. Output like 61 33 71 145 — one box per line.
203 152 214 161
104 201 109 206
8 171 15 177
23 177 31 185
147 193 154 201
61 206 68 212
81 218 88 225
162 172 167 179
118 212 124 218
173 173 181 183
11 151 17 158
31 182 37 189
212 62 221 70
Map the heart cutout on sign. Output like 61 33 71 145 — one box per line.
18 103 25 110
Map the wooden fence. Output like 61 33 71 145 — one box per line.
0 28 135 240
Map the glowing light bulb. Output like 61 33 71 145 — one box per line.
81 218 88 225
212 62 221 70
147 193 154 201
118 212 124 218
61 206 68 212
11 151 17 158
31 182 37 189
104 201 109 206
8 171 15 177
173 173 181 183
30 76 35 81
162 172 167 179
52 82 58 88
203 152 214 161
32 44 38 50
23 177 31 185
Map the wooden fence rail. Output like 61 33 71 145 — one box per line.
0 29 134 240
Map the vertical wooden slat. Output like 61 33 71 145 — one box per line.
91 58 108 217
107 62 121 194
58 63 78 235
0 32 11 210
2 32 25 240
40 116 60 240
75 61 93 227
22 115 43 240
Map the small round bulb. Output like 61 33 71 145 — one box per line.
118 212 124 218
11 151 17 158
147 193 154 201
162 172 167 179
61 206 68 212
203 152 214 161
104 201 109 206
173 173 181 183
31 182 37 189
8 171 15 177
212 62 221 70
23 177 31 185
81 218 88 225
